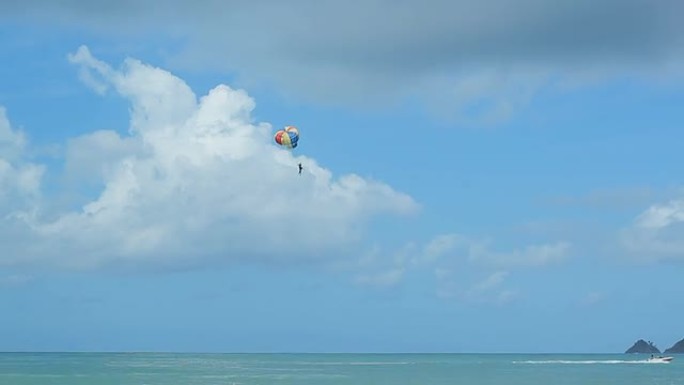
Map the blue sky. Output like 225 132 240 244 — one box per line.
2 1 684 354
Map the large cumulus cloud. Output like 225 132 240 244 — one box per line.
0 46 418 271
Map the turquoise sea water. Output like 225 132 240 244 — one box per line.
0 353 682 385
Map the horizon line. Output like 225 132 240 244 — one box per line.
0 351 665 355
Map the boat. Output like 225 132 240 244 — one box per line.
648 355 674 363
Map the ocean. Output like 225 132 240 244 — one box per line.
0 353 681 385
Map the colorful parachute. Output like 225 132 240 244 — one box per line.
274 126 299 149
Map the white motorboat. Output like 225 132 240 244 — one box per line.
648 355 674 363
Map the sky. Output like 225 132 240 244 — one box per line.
1 0 684 354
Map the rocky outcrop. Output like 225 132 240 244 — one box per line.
625 339 660 354
664 338 684 354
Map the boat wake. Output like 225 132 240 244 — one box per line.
513 359 672 365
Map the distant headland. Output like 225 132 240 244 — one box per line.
625 338 684 354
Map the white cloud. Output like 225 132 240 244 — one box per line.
405 231 571 269
633 198 684 229
619 197 684 261
435 269 517 304
63 129 145 184
413 233 465 265
0 107 45 213
470 270 508 292
467 239 571 268
0 107 27 157
349 243 412 289
1 45 419 271
347 232 569 300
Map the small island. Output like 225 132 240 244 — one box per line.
664 338 684 354
625 339 660 354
